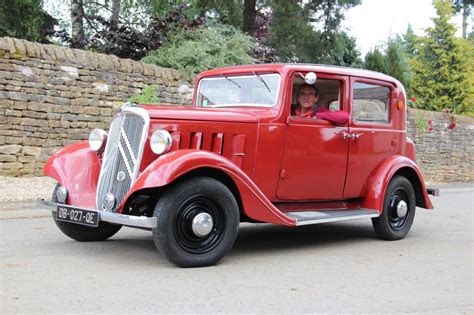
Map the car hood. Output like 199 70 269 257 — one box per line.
140 105 259 123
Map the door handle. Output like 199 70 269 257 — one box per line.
351 133 363 139
341 132 351 140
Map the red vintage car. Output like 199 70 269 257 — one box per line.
42 64 437 267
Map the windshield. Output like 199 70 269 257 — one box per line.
195 73 281 108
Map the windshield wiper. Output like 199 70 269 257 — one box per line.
221 74 241 88
253 71 271 93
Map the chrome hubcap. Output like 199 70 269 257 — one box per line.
396 200 408 218
192 212 214 237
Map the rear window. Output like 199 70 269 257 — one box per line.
352 82 390 123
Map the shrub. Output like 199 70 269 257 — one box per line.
142 23 255 80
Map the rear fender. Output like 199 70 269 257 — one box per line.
127 149 295 226
361 155 434 213
43 141 100 209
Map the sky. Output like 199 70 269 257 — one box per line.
342 0 467 56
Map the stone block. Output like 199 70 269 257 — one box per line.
87 122 104 129
24 41 39 58
0 136 4 145
0 144 22 154
18 156 36 163
5 137 22 144
9 91 28 101
12 38 27 56
84 106 100 115
3 162 22 169
0 154 17 162
2 169 21 176
99 108 112 117
23 111 47 119
5 109 22 117
27 102 52 112
22 146 42 156
48 120 61 128
12 101 27 110
47 113 61 120
70 105 84 114
51 105 69 113
60 120 70 128
64 114 78 121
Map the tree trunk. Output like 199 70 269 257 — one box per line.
71 0 85 48
111 0 121 29
243 0 256 36
462 1 468 39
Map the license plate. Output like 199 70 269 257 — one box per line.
56 205 99 227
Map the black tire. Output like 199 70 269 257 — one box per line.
372 175 416 240
52 184 122 242
153 177 239 267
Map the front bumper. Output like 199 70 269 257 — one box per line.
38 199 157 229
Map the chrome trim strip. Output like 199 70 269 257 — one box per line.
37 199 157 229
286 209 380 226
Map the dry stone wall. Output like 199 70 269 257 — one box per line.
0 38 473 182
0 37 192 176
407 109 474 182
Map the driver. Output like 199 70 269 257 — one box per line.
292 84 349 125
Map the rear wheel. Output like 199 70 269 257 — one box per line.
52 184 122 242
372 176 416 240
153 177 239 267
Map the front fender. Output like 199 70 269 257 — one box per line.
43 141 100 209
361 155 434 213
126 149 295 226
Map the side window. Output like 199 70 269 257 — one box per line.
352 82 390 123
291 77 342 117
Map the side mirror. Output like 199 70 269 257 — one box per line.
305 72 317 85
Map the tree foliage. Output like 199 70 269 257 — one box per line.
142 23 255 79
0 0 55 43
53 3 203 60
264 0 362 65
410 0 472 114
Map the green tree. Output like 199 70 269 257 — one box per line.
385 37 411 90
142 23 255 79
265 0 362 64
364 47 387 73
451 0 473 39
0 0 55 42
265 0 313 62
411 0 472 114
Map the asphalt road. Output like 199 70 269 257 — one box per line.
1 186 473 313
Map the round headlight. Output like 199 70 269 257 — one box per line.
150 130 172 155
56 185 68 204
89 129 107 151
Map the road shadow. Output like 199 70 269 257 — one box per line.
47 220 378 266
231 221 377 256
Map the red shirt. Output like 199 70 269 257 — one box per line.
293 105 349 126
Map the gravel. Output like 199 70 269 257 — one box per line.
0 176 56 204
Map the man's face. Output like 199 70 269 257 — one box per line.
297 86 318 109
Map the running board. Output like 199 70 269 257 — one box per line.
285 209 379 226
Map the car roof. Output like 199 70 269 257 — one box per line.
198 63 400 85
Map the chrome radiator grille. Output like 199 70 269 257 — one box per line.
96 105 150 212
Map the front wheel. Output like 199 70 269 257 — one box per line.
52 184 122 242
153 177 240 267
372 175 416 240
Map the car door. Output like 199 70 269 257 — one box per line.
276 73 350 201
343 77 397 199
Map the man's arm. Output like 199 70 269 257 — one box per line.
315 109 349 125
